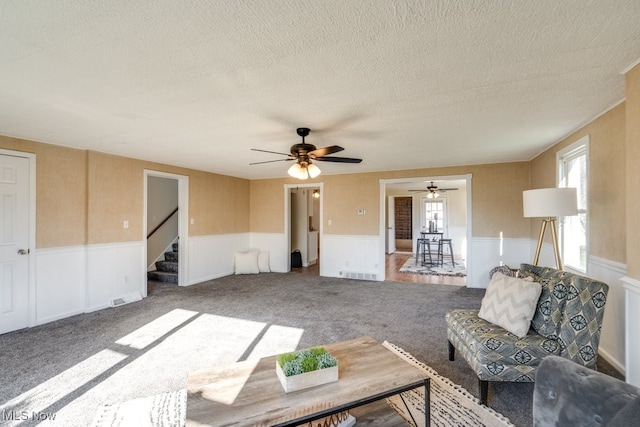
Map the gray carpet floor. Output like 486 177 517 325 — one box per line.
0 273 623 426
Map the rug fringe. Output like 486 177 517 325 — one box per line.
382 341 515 427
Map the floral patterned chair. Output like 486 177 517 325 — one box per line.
446 263 609 405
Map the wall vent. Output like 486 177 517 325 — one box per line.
340 271 377 281
109 292 143 308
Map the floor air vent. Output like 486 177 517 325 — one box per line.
340 271 377 281
109 292 143 308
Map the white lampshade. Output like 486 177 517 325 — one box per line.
307 163 321 178
288 163 308 180
523 188 578 218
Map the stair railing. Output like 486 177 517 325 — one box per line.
147 207 178 239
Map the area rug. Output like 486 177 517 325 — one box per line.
91 343 512 427
399 257 467 277
91 389 186 427
382 341 514 427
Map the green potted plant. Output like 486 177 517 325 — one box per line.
275 346 339 393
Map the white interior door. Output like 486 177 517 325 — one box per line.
386 196 396 253
0 155 31 334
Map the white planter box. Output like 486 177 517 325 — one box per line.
275 361 339 393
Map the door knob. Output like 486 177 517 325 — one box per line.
17 249 29 255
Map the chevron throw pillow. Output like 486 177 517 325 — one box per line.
478 272 542 338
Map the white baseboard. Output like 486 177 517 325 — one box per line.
35 308 86 326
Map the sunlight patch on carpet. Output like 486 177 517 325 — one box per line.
116 309 199 350
245 324 304 360
1 349 128 426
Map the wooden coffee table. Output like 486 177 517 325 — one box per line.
186 336 430 426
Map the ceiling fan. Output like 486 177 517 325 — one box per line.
409 181 459 198
250 127 362 179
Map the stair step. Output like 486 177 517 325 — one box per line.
156 260 178 273
147 270 178 284
172 242 178 252
164 251 178 262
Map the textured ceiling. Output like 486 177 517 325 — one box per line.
2 1 640 180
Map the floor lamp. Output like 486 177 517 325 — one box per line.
523 188 578 270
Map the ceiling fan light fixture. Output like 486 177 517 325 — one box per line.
288 161 321 180
251 126 360 178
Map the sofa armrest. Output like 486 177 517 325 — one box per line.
534 356 640 426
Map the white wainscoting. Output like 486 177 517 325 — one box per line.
587 255 627 374
35 246 87 325
322 235 383 280
249 233 288 273
467 237 531 288
187 233 251 285
623 276 640 386
86 241 146 312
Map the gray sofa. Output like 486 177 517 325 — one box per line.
534 356 640 426
446 263 609 404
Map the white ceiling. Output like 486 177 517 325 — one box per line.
2 1 640 180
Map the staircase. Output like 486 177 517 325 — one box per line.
147 242 178 284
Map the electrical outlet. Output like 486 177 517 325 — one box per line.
123 220 129 229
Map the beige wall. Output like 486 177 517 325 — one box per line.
87 152 145 244
0 137 250 248
626 64 640 278
0 136 88 248
530 103 627 264
250 162 531 238
187 169 249 236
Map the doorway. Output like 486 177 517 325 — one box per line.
144 170 189 294
394 196 413 251
285 183 322 275
0 150 36 334
380 175 472 285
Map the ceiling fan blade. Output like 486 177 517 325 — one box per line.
439 188 459 191
308 145 344 157
408 190 427 192
251 148 292 157
249 158 295 165
314 156 362 164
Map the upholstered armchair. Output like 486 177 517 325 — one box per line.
446 263 609 405
534 356 639 426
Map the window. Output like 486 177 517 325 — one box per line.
557 136 589 272
422 198 447 234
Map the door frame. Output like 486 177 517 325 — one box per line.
379 174 472 283
0 149 36 327
386 196 396 254
143 170 189 293
284 182 323 273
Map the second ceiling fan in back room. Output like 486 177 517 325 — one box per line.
250 127 362 180
409 181 459 198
